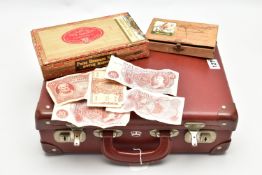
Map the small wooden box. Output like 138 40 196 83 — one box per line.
31 12 149 80
146 18 218 59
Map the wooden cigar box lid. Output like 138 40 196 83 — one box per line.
31 12 149 80
146 18 218 59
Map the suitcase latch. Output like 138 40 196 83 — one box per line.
54 129 86 147
184 130 217 145
184 122 206 147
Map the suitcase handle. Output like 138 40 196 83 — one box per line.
101 130 171 164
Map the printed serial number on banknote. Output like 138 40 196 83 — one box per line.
106 88 185 125
86 69 126 107
52 101 130 128
46 72 89 105
105 55 179 96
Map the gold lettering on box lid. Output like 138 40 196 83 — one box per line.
75 56 110 71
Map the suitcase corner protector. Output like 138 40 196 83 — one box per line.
210 140 231 155
218 103 238 121
41 141 63 154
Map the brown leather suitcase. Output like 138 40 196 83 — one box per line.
35 48 238 164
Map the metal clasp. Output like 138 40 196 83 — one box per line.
184 130 217 144
72 129 82 147
93 129 123 138
149 129 179 138
53 129 86 147
184 122 205 147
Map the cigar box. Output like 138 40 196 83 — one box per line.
146 18 218 59
31 12 149 80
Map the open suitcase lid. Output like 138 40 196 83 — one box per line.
35 48 238 131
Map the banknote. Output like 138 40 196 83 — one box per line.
52 100 130 128
46 72 89 105
105 55 179 96
106 88 185 125
86 69 126 107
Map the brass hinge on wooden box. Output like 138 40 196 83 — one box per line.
173 43 184 52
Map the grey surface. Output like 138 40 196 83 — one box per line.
0 0 261 174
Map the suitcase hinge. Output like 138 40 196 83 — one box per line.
93 129 123 138
149 129 179 138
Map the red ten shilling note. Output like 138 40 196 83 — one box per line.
46 72 89 105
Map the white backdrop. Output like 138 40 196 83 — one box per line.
0 0 261 174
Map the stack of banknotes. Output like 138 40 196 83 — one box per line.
46 56 185 128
